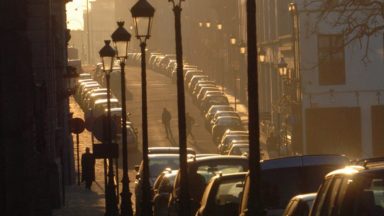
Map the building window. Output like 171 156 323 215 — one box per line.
318 34 346 85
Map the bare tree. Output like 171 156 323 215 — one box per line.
305 0 384 62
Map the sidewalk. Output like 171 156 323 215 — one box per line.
53 97 106 216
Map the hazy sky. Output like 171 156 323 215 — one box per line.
66 0 95 30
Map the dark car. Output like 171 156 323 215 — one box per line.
239 155 350 216
205 105 235 126
212 116 244 144
168 155 249 216
283 193 316 216
310 157 384 216
187 75 209 91
152 169 178 216
200 95 230 114
135 154 180 216
217 133 249 154
209 111 241 130
196 172 247 216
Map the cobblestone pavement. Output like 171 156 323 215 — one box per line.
53 97 136 216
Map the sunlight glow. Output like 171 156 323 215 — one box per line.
66 0 96 30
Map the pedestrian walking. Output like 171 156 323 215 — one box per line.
81 147 95 190
186 112 195 139
162 107 172 138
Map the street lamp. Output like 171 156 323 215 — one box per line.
131 1 155 215
239 40 247 102
217 23 223 30
111 21 133 216
258 47 266 63
239 40 247 55
99 40 119 216
288 2 297 14
216 23 224 92
229 35 237 111
278 57 288 78
230 36 237 46
205 21 211 28
167 0 191 215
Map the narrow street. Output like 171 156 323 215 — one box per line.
125 66 219 168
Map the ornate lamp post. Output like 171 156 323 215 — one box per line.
99 40 119 216
111 21 134 216
278 57 288 78
216 23 224 92
167 0 190 215
258 48 266 63
229 36 237 111
130 1 155 215
205 21 211 28
245 0 264 215
239 40 247 102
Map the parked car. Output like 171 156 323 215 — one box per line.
227 143 249 156
192 81 216 96
152 169 178 216
283 193 316 216
135 154 180 216
209 111 241 130
212 116 244 143
310 157 384 216
168 155 249 216
91 98 120 118
187 75 209 91
196 87 221 105
196 172 247 216
205 105 235 125
217 133 249 154
238 155 350 216
200 95 230 114
171 65 199 83
197 90 223 106
184 70 204 84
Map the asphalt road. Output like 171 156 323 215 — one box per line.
125 66 218 168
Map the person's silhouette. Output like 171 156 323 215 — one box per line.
81 147 95 190
162 108 172 138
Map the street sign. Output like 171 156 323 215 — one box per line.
70 117 85 134
93 143 119 159
92 115 117 142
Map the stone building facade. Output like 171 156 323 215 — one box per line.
1 0 74 215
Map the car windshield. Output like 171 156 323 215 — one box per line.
215 178 245 206
343 173 384 215
147 156 180 182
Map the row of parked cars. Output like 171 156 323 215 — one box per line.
133 146 383 216
74 69 138 149
127 51 265 159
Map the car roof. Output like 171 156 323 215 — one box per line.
211 172 248 181
188 155 247 164
261 154 350 170
231 144 249 148
94 98 119 104
292 193 317 201
148 147 196 155
148 154 180 159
